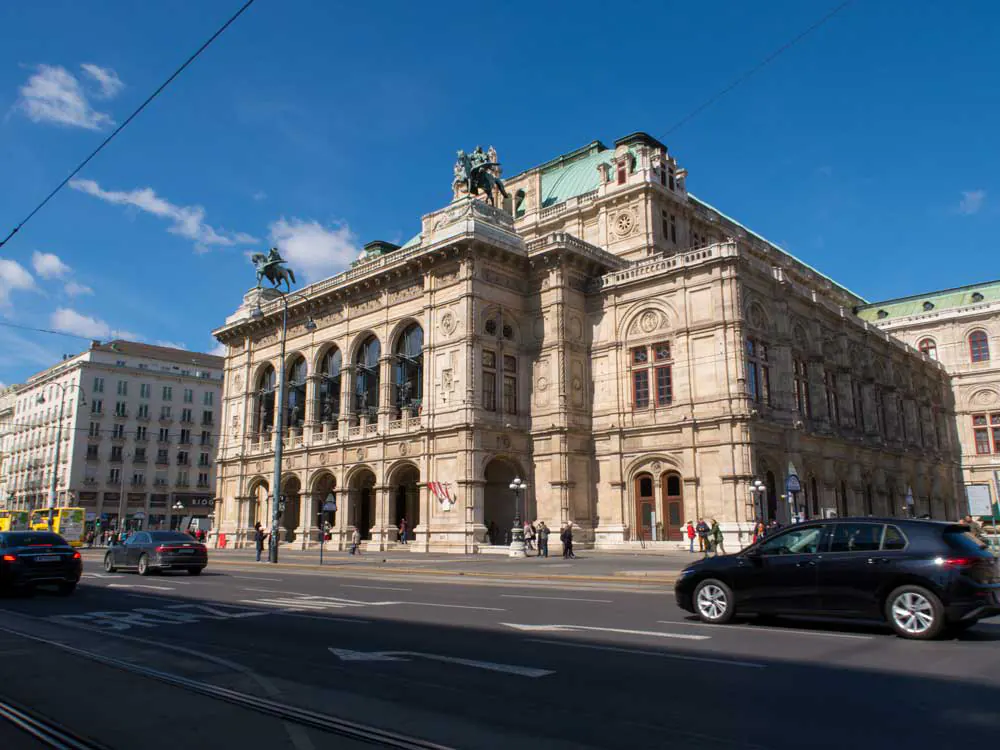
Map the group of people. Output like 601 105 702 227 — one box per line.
85 526 208 548
685 518 726 556
485 519 576 558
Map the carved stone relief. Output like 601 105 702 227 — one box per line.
629 309 666 336
440 311 458 337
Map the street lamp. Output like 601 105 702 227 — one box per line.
508 477 527 558
36 384 85 531
250 285 314 565
750 478 767 524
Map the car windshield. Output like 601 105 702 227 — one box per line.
2 532 66 547
944 529 992 557
149 532 198 542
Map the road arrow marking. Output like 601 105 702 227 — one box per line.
500 623 709 641
328 647 554 677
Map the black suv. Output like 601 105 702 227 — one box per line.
674 518 1000 639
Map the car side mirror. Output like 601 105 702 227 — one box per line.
744 548 762 561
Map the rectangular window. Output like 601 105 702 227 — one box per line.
897 397 908 442
746 338 771 406
616 164 627 184
633 370 650 409
197 472 209 487
88 422 100 438
91 399 103 414
655 366 672 406
200 430 211 446
136 426 147 441
825 371 840 425
132 472 144 485
140 383 151 399
503 376 517 414
203 391 214 406
137 403 149 419
93 377 104 393
162 386 172 401
853 380 865 431
973 414 999 454
183 388 193 403
158 428 169 442
117 380 127 396
86 444 98 460
199 452 210 467
202 410 213 425
793 358 811 417
177 451 189 466
177 471 189 486
115 401 127 417
157 449 169 463
181 408 192 423
668 169 675 191
661 211 669 242
482 349 497 412
112 423 125 439
109 467 121 483
160 406 171 420
179 429 191 444
669 214 677 244
110 446 123 461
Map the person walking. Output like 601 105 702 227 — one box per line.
350 527 361 555
254 522 266 562
710 519 725 556
399 517 408 545
685 520 696 553
696 518 709 555
524 521 536 556
536 521 549 558
560 524 575 559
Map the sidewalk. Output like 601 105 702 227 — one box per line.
80 544 705 584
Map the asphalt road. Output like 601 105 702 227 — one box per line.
2 556 1000 749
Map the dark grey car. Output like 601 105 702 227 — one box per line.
104 531 207 576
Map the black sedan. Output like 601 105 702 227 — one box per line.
0 531 82 595
104 531 207 576
674 517 1000 639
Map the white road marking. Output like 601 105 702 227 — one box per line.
500 594 612 603
281 612 371 624
232 576 283 582
394 602 505 612
82 573 123 579
656 620 875 640
329 647 554 678
525 639 765 669
107 584 175 591
502 623 709 641
47 603 270 631
342 584 412 592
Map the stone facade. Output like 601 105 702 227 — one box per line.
212 133 962 552
858 282 1000 513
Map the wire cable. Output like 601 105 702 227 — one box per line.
661 0 855 138
0 0 260 250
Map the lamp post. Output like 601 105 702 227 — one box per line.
249 284 315 565
36 384 85 531
508 476 527 558
172 499 184 531
750 478 767 525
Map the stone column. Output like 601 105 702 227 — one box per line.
304 375 320 440
378 355 393 430
340 364 355 435
298 490 314 550
372 484 393 549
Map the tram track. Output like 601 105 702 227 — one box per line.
0 621 457 750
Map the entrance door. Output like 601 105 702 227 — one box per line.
662 473 683 541
358 487 373 540
634 474 655 541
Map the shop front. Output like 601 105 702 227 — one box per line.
172 494 214 532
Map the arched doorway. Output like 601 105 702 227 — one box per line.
286 356 307 429
765 470 778 522
393 323 423 417
634 473 655 541
312 472 337 542
355 336 380 422
661 472 683 541
253 366 276 435
389 464 420 539
318 348 342 423
483 458 522 546
280 475 301 542
348 468 376 540
248 479 269 528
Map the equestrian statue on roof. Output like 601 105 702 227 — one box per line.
453 145 508 207
251 247 296 291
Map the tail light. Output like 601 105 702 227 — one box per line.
72 551 81 560
939 557 974 568
2 554 16 562
156 545 167 553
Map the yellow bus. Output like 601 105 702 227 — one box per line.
0 510 30 532
29 507 86 547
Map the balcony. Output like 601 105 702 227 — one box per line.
109 455 123 464
130 478 145 487
180 416 194 425
176 480 190 488
196 480 209 488
85 453 100 462
155 457 169 466
83 477 97 485
153 478 168 487
133 456 147 464
111 433 126 443
159 415 174 424
136 414 150 423
91 410 105 418
177 459 190 467
198 461 212 469
135 435 148 443
114 410 129 419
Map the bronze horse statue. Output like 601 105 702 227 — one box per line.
456 149 509 207
252 249 296 291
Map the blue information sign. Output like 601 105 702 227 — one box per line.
786 474 801 494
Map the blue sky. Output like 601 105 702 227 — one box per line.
0 0 996 385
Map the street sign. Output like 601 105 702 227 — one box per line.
322 500 337 512
785 474 801 494
967 485 993 516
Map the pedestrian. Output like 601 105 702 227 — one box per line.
560 524 575 559
488 521 498 545
399 517 408 545
350 527 361 555
254 522 266 562
524 521 536 555
685 520 696 553
696 518 709 554
536 521 549 558
710 519 725 556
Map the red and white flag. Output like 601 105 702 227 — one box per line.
429 481 455 510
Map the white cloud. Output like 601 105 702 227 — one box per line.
64 281 93 297
0 259 37 306
207 342 226 357
957 190 986 216
154 339 187 350
49 307 141 341
80 63 124 99
17 64 114 130
69 179 257 251
252 191 267 202
31 251 72 279
268 217 359 282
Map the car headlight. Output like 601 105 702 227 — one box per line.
678 567 696 578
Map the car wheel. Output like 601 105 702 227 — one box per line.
137 554 151 577
885 585 945 640
187 567 203 576
104 553 116 573
693 578 735 624
57 582 77 596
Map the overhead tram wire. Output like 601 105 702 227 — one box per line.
0 0 260 251
659 0 855 139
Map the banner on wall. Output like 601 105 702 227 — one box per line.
429 481 455 511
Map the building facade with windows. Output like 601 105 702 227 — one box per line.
4 341 223 532
213 133 962 552
857 281 1000 511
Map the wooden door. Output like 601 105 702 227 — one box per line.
634 474 655 541
662 473 683 541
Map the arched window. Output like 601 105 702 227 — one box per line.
514 190 527 218
393 323 423 417
254 365 276 433
354 336 380 420
969 330 990 363
319 348 342 422
286 356 307 428
918 338 937 361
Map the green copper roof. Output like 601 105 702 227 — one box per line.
539 142 609 207
856 279 1000 322
399 233 421 250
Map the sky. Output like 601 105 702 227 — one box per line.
0 0 996 386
